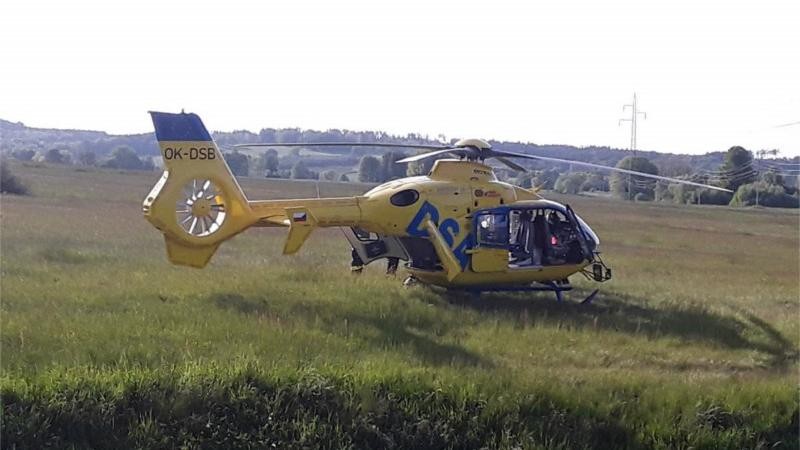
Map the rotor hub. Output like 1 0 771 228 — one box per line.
191 198 212 217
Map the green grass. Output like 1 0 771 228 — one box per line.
1 162 798 448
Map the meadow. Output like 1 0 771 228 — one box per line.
1 161 798 449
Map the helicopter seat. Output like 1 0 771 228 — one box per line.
508 215 544 268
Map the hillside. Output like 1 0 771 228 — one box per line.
1 117 753 172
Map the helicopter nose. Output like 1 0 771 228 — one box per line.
575 216 600 248
586 225 600 247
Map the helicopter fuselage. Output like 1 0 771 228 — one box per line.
259 159 602 289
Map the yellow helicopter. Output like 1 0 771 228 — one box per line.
142 112 730 302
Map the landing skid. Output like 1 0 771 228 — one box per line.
446 281 600 304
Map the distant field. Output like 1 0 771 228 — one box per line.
1 162 798 449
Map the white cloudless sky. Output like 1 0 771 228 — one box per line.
1 0 798 155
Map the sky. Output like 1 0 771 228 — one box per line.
1 0 798 156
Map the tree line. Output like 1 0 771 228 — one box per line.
509 147 798 208
2 119 797 207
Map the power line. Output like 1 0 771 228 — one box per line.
703 164 758 177
760 159 800 167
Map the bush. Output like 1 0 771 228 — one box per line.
358 155 382 182
654 181 673 202
254 149 280 177
78 150 97 166
697 188 733 205
515 172 534 188
580 174 609 192
11 149 36 161
633 192 651 202
533 169 559 190
102 146 152 171
554 172 588 195
0 160 29 195
320 170 337 181
44 148 70 165
731 182 799 208
290 161 317 180
224 150 250 176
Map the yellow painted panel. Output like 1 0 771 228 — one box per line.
471 248 508 273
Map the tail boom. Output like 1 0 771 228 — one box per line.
143 111 365 267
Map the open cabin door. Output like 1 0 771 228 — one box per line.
563 204 593 263
471 210 509 272
342 227 409 265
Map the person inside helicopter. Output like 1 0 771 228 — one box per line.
508 209 581 268
508 210 542 267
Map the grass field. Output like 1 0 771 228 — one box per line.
1 161 798 449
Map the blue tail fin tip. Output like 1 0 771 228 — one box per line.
149 111 212 142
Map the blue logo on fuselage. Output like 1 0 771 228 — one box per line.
406 201 473 269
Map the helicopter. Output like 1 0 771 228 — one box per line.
142 111 731 303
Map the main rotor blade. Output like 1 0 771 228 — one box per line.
235 142 450 150
492 150 733 192
494 156 527 172
395 148 462 163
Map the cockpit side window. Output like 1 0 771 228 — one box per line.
476 212 509 247
390 189 419 207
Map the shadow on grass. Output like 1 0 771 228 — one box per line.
327 310 492 369
209 293 269 315
206 291 491 369
441 289 798 371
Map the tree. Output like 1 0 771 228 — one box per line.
532 169 559 190
654 181 673 202
406 154 434 176
102 146 145 170
761 170 784 187
580 174 609 192
656 159 693 177
290 161 315 179
140 156 155 171
44 148 69 165
358 155 383 182
225 150 250 176
668 183 692 204
610 156 659 201
381 151 408 181
515 172 534 188
731 182 799 208
339 173 351 182
0 159 28 195
264 149 280 176
253 149 280 177
719 146 756 193
11 149 35 161
554 172 588 195
664 182 732 206
320 170 337 181
78 150 96 166
696 188 733 205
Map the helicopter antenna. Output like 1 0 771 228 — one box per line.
619 92 647 200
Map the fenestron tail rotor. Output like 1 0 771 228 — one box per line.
176 178 227 237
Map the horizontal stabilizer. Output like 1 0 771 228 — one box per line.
282 207 318 255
